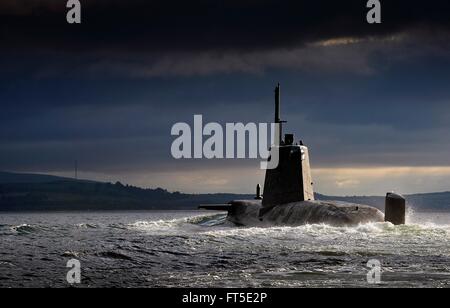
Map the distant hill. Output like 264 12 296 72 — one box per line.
0 171 449 212
0 171 81 184
0 171 252 211
316 192 450 212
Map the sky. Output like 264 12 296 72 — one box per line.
1 0 450 195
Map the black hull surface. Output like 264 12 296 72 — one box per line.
227 200 384 227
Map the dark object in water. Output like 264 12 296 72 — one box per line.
255 184 262 200
200 84 404 227
385 193 406 225
227 200 384 227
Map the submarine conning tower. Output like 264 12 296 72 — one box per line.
261 84 314 213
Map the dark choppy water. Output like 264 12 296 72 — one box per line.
1 211 450 288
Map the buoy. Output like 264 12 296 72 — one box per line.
385 193 406 225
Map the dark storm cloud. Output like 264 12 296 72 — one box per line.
1 0 449 79
1 0 450 55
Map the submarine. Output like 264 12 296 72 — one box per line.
200 84 406 227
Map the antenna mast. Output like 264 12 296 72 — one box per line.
275 83 286 144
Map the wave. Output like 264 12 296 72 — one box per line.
127 213 229 235
187 213 228 226
117 211 450 247
129 218 184 229
203 221 450 238
61 251 80 258
128 217 194 235
11 224 39 235
76 223 98 229
98 251 133 261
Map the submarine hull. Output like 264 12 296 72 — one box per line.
227 200 384 227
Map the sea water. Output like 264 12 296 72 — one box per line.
0 211 449 288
